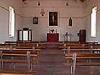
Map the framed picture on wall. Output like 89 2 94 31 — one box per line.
33 17 38 24
49 12 58 26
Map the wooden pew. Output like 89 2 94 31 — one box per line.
59 42 100 50
0 71 37 75
5 41 17 45
59 43 100 54
16 42 46 49
59 43 90 49
0 48 40 72
65 53 100 75
63 48 100 54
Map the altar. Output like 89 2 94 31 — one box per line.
47 33 59 42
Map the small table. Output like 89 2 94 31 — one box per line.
47 33 59 42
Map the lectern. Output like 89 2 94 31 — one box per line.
79 29 86 43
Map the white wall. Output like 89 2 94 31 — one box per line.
1 0 97 42
22 0 86 42
0 0 23 43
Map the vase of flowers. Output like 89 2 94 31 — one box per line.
50 29 54 33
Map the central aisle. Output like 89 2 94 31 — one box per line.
37 43 70 75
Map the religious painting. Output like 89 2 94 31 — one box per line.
49 12 58 26
33 17 38 24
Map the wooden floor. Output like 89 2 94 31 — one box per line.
0 42 100 75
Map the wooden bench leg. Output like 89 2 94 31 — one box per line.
11 57 16 71
30 63 32 71
0 61 1 70
0 51 3 70
71 65 73 75
27 51 32 72
72 53 77 75
13 63 16 71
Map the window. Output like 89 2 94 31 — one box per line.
91 6 97 37
9 6 15 37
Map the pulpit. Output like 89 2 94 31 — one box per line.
47 33 59 42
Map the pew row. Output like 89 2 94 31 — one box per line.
65 53 100 75
62 48 100 54
0 49 40 73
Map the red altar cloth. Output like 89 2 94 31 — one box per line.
47 33 59 42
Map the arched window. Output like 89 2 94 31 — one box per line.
9 6 15 37
91 6 97 37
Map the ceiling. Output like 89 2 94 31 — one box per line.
22 0 86 2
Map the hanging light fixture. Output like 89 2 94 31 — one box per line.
40 9 45 16
66 2 69 6
22 0 26 2
38 1 40 6
74 0 85 2
22 0 27 4
80 0 85 2
65 0 69 6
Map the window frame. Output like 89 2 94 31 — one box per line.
91 6 97 37
9 6 15 38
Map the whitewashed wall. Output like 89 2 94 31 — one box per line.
22 0 86 42
0 0 23 43
0 0 94 42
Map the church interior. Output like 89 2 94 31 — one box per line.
0 0 100 75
